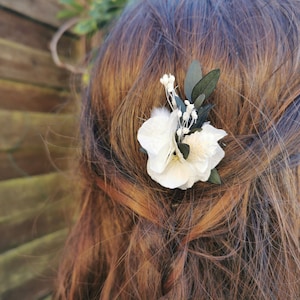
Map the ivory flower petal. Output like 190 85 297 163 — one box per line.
137 108 178 173
147 153 193 189
183 123 227 184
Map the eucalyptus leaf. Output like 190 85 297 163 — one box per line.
184 60 202 102
178 143 190 159
175 95 186 113
191 69 220 102
192 104 214 129
193 93 205 110
208 168 221 184
140 147 147 154
188 127 202 134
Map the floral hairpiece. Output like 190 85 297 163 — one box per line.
137 60 227 190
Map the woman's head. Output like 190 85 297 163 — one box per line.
87 0 299 181
56 0 300 299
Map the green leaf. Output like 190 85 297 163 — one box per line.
184 60 202 102
59 0 76 5
89 8 103 20
208 168 221 184
193 93 205 110
188 127 202 134
59 0 84 12
73 19 98 35
178 143 190 159
175 95 186 113
192 103 214 129
191 69 220 102
140 147 147 154
56 9 79 19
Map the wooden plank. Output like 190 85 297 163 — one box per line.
0 229 67 296
0 196 72 252
0 38 70 88
0 147 72 180
0 109 77 152
0 9 80 59
40 294 53 300
0 173 71 219
1 271 54 300
0 79 75 113
0 0 64 28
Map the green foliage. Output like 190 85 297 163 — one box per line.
177 60 221 132
178 143 190 159
177 61 223 184
184 60 202 102
175 95 186 113
208 168 222 184
57 0 129 35
191 69 220 103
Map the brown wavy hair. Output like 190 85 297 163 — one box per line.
55 0 300 299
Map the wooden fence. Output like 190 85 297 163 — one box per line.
0 1 83 299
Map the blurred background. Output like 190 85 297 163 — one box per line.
0 0 127 299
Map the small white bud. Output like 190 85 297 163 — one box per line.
191 110 198 120
160 74 169 86
183 111 190 121
176 128 182 137
169 74 175 82
187 104 195 113
177 110 183 118
183 127 189 134
184 100 190 106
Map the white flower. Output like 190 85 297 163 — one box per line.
137 108 227 190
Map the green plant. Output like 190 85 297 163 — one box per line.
51 0 128 79
57 0 129 36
